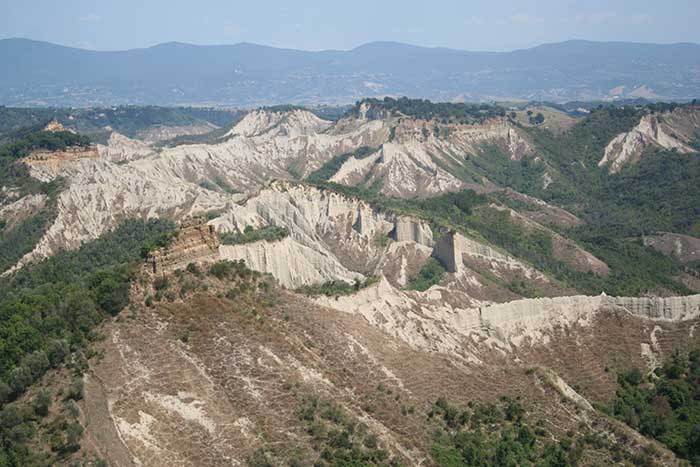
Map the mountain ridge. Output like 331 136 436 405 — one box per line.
2 37 699 106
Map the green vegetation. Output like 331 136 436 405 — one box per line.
522 105 646 205
310 179 693 296
0 179 64 274
0 218 174 466
407 258 446 291
296 276 380 297
208 259 259 281
310 105 353 122
428 395 658 467
349 97 506 124
611 351 700 465
294 396 400 466
528 111 545 125
0 130 90 161
0 105 244 142
219 225 289 245
0 128 94 273
592 148 700 237
429 397 576 466
307 146 377 183
451 144 546 193
0 219 175 403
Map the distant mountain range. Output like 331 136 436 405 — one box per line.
1 38 699 106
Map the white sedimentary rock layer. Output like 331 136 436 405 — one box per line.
599 113 694 173
331 118 532 197
220 237 360 289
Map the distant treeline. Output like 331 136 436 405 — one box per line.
348 97 507 123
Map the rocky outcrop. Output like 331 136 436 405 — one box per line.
98 132 154 163
318 270 700 359
0 193 47 230
390 217 434 247
23 146 100 179
14 157 229 270
219 237 360 289
479 293 700 346
136 123 218 145
330 117 532 198
433 231 510 273
43 119 72 133
599 112 696 173
227 109 331 138
148 218 220 274
643 232 700 263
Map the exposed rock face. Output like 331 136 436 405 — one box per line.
643 232 700 263
150 109 388 192
97 132 155 163
318 269 700 360
136 123 218 145
12 109 544 271
480 293 700 346
13 109 388 269
433 231 511 273
0 193 47 230
14 156 229 270
213 182 394 285
220 237 359 289
330 117 532 198
43 118 74 133
599 109 699 173
227 109 330 138
148 218 220 275
390 217 434 247
23 146 100 179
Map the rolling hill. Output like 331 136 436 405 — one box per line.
1 38 699 106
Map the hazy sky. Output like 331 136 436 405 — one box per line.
2 0 700 51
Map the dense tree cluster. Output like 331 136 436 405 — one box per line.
349 97 506 124
295 276 380 297
0 129 86 273
407 258 446 291
0 130 90 162
0 219 175 403
613 351 700 465
252 396 401 466
430 397 579 467
0 106 243 141
219 225 290 245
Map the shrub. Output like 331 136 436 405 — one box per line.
219 225 289 245
23 351 50 380
153 276 170 291
33 389 52 417
407 258 446 291
8 366 32 394
0 382 10 404
46 339 70 367
66 377 84 401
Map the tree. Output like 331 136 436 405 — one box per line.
46 339 69 367
8 366 32 394
33 389 52 417
23 351 49 380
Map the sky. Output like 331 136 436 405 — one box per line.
2 0 700 52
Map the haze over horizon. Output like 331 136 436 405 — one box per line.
3 0 700 52
5 37 700 54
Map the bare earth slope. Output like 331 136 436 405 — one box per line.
78 267 698 466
